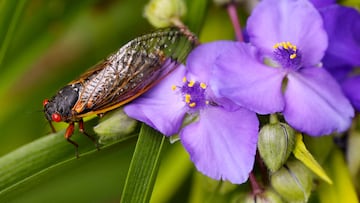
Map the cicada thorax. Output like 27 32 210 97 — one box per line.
43 27 197 157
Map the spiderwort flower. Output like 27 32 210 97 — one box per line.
124 42 259 184
211 0 354 136
309 0 335 9
318 5 360 111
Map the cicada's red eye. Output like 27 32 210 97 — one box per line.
43 99 49 107
51 113 62 122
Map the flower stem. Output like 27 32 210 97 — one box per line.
249 172 263 195
269 114 279 124
256 152 269 185
226 2 244 42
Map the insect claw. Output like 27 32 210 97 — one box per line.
48 120 56 133
66 138 80 158
79 119 100 151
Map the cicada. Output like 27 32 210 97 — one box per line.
43 27 196 156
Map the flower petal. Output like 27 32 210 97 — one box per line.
342 76 360 111
212 42 285 114
321 5 360 69
186 41 238 82
124 65 187 136
247 0 328 66
283 67 354 136
180 106 259 184
309 0 335 8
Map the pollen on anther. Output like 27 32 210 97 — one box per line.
282 42 289 50
171 85 177 91
290 53 297 59
188 80 195 87
200 82 207 89
286 41 292 48
182 77 187 83
185 94 191 103
189 102 196 107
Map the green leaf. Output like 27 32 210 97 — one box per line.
293 133 333 184
317 147 359 203
0 139 136 203
121 124 166 203
185 0 209 35
150 142 193 203
0 119 137 201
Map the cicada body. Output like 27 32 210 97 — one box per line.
43 27 196 156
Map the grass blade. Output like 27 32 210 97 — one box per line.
121 124 166 203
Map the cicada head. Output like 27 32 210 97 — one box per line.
43 83 82 123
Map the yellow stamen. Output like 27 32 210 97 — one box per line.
171 85 177 91
205 101 209 105
286 41 292 49
185 94 191 103
290 53 297 59
274 41 299 51
188 80 195 87
189 102 196 107
282 42 288 50
200 82 207 89
182 77 187 83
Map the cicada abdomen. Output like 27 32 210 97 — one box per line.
43 27 197 156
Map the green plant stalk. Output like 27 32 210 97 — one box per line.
120 124 166 203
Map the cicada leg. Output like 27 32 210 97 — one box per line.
48 120 56 133
65 122 79 158
79 119 100 151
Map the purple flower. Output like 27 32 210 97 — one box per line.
309 0 336 8
319 5 360 110
211 0 354 136
124 42 259 184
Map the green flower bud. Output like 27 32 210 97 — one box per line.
144 0 186 28
271 160 313 203
93 108 137 144
242 189 284 203
258 122 295 172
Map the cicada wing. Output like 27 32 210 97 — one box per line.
74 27 196 117
80 59 181 117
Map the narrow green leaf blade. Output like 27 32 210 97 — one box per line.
293 133 333 184
185 0 209 35
121 124 166 203
0 126 136 195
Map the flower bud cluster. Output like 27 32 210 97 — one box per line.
144 0 186 28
